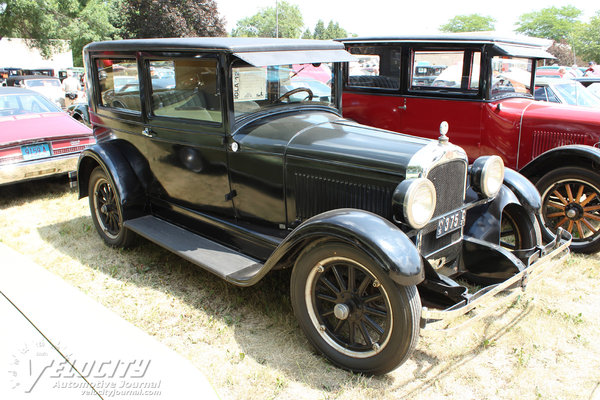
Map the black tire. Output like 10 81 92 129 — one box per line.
290 241 421 375
500 205 537 250
536 167 600 254
88 167 136 247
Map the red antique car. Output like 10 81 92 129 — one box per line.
0 87 94 185
340 34 600 253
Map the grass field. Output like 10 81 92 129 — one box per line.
1 178 598 399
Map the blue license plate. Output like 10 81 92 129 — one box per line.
21 143 51 161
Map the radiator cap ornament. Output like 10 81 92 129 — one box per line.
439 121 449 144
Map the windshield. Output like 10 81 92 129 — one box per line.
232 62 335 119
552 81 600 107
0 93 62 116
23 79 61 88
490 56 533 98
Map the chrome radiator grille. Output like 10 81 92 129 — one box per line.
419 159 468 256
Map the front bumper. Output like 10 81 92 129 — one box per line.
0 153 79 186
420 227 572 332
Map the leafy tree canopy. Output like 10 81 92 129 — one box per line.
515 6 582 42
307 20 348 40
0 0 121 66
573 10 600 63
231 1 303 38
121 0 226 39
439 14 495 32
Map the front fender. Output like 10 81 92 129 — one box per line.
502 168 541 212
266 209 424 286
520 144 600 183
77 140 147 219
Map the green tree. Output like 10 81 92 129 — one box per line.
121 0 226 39
573 11 600 63
231 1 303 38
439 14 495 32
312 19 326 39
301 28 312 39
0 0 122 66
324 21 347 39
515 6 582 42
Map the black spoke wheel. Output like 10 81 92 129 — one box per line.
500 205 537 250
88 167 136 247
536 167 600 254
291 242 420 375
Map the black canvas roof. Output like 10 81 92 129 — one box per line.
338 34 554 59
85 37 346 53
84 37 355 66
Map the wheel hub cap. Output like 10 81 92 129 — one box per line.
565 203 582 220
333 303 350 320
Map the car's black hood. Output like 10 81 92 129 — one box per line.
284 113 433 177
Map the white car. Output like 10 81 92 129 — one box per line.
8 75 65 108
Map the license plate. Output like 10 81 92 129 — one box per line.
436 209 466 238
21 143 51 161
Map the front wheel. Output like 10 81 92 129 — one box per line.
290 242 421 375
88 167 136 247
536 166 600 254
500 205 538 250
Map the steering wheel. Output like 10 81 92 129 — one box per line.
277 87 313 102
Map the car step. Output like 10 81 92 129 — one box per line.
124 216 264 285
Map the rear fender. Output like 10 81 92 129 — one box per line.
77 140 148 219
267 209 424 286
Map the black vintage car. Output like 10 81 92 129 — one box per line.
78 38 570 375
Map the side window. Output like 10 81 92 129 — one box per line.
346 46 400 90
149 58 222 123
411 50 481 91
96 59 140 112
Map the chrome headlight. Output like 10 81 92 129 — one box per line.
393 178 436 229
471 156 504 198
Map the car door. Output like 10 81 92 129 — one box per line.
140 54 234 218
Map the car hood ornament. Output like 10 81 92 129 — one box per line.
438 121 449 144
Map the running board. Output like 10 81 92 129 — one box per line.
124 216 264 285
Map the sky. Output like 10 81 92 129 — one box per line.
214 0 599 37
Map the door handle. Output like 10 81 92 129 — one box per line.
397 98 407 111
142 127 154 137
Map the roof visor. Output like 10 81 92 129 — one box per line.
493 43 555 59
233 49 356 66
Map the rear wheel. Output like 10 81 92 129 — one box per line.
88 167 136 247
290 242 421 375
536 167 600 254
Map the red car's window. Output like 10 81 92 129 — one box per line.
490 56 533 98
346 46 400 90
411 50 480 91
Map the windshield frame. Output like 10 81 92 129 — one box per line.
489 55 535 100
230 60 339 123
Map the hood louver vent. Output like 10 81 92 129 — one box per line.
294 172 393 221
532 131 587 158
